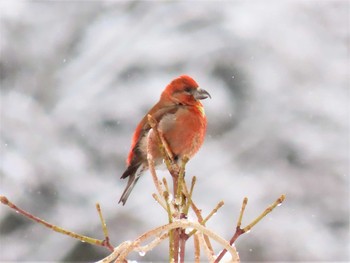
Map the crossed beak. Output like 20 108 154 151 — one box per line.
193 88 211 100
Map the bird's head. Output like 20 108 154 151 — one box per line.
161 75 211 106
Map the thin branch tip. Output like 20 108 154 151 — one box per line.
0 195 9 205
279 194 286 203
243 197 248 204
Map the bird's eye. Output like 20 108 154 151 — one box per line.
184 87 192 93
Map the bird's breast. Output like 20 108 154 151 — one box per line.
158 105 207 160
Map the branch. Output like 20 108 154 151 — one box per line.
243 195 285 233
147 132 164 198
183 176 196 215
152 193 167 211
193 233 200 263
197 232 216 262
98 219 239 262
147 114 174 169
0 195 114 251
187 200 225 238
164 191 175 261
215 194 286 262
96 203 114 251
183 182 215 255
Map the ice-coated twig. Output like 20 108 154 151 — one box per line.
197 232 217 262
110 219 239 262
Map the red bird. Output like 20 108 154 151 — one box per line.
119 75 211 205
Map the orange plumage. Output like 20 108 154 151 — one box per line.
119 75 210 205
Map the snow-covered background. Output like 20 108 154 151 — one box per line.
0 0 349 261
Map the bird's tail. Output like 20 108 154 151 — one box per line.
118 164 144 205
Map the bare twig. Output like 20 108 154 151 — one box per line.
197 232 216 262
147 133 164 198
96 203 114 251
0 195 114 252
173 230 180 262
110 219 239 262
243 195 285 232
147 114 174 169
237 197 248 229
215 195 286 262
164 191 175 262
187 200 224 238
194 233 201 263
175 156 189 206
179 229 187 263
152 193 167 211
97 241 131 263
162 177 171 194
158 130 175 163
134 232 169 257
182 183 215 255
203 201 224 227
183 176 196 215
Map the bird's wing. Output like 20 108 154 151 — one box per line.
126 104 180 166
